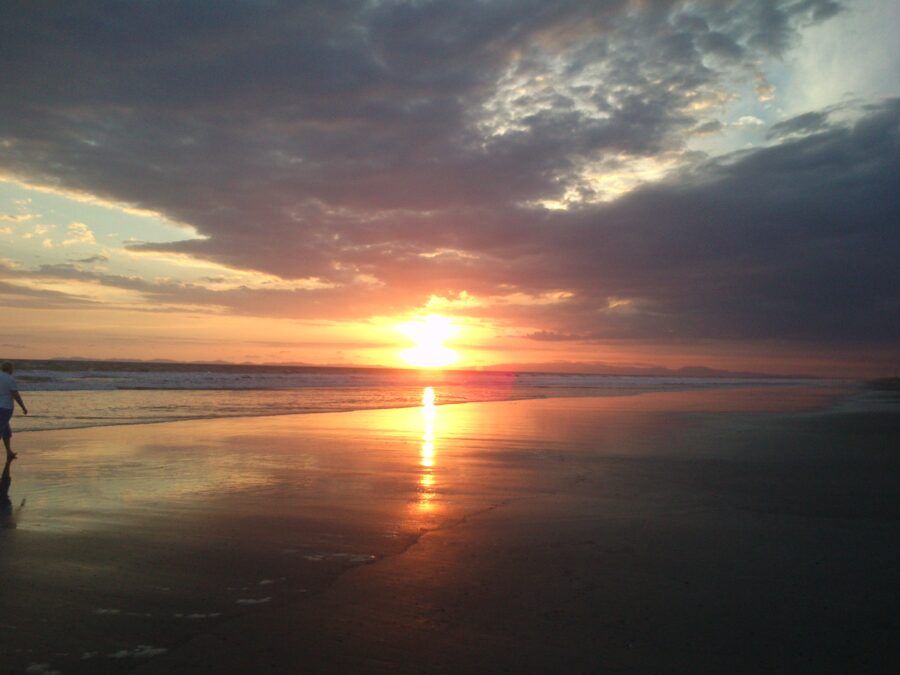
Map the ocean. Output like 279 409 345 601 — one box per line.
9 360 826 433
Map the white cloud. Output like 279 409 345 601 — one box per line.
734 116 765 127
63 221 96 245
0 213 35 222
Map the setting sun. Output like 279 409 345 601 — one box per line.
398 315 459 368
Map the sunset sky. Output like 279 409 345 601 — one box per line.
1 1 897 375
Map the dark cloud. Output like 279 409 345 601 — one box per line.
693 120 724 136
4 261 405 320
524 331 586 342
766 110 831 138
0 279 99 309
3 0 896 353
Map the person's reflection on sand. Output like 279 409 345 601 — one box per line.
1 455 22 529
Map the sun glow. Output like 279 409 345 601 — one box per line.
398 314 459 368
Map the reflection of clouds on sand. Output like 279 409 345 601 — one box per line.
174 612 222 620
17 436 285 529
107 645 168 659
303 552 375 564
235 597 271 605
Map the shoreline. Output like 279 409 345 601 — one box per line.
15 380 854 436
14 356 829 380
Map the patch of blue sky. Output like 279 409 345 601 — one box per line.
0 179 209 280
0 180 200 247
687 57 789 158
781 0 899 115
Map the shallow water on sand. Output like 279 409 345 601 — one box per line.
15 368 826 433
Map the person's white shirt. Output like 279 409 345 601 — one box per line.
0 372 18 410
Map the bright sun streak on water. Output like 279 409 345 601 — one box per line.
398 315 459 368
418 386 437 511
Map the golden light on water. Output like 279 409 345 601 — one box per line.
398 315 459 368
418 386 437 510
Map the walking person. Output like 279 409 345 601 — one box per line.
0 362 28 459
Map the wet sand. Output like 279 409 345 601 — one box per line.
1 386 897 673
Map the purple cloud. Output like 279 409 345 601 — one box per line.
1 0 896 353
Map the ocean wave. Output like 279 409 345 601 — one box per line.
9 374 832 434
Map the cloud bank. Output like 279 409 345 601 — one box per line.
0 0 897 356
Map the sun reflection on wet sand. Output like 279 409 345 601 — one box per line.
417 386 438 512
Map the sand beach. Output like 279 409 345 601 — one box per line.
1 385 897 673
